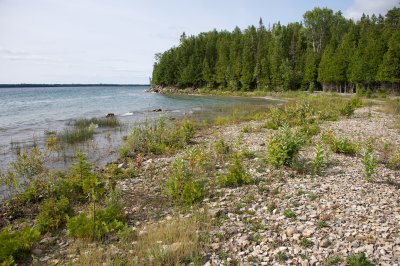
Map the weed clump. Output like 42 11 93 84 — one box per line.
58 126 94 144
73 117 121 128
165 158 205 206
323 133 358 155
346 253 373 266
267 126 304 167
312 144 326 175
362 143 376 182
218 154 250 187
119 118 195 157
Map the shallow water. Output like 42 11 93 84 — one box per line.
0 85 274 170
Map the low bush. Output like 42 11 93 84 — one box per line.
218 154 250 187
267 126 305 167
35 196 72 233
67 191 125 241
67 206 125 241
0 226 40 263
119 118 195 158
328 136 359 155
165 158 205 205
57 152 103 202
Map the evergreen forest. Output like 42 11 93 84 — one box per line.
151 7 400 93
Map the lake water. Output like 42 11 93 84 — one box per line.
0 85 273 171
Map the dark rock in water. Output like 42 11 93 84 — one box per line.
106 113 115 118
153 108 162 112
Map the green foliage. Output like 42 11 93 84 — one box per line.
67 191 125 241
73 117 121 128
346 253 374 266
119 118 195 158
312 144 326 175
0 148 45 191
267 126 304 167
283 209 296 219
218 154 250 187
299 238 314 248
0 226 40 263
317 221 329 229
58 126 94 144
326 256 343 265
165 158 205 206
67 206 125 241
362 143 376 182
214 139 231 156
388 150 400 169
58 152 102 202
35 196 72 233
326 135 358 155
152 7 399 92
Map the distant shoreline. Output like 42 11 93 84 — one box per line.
0 84 150 88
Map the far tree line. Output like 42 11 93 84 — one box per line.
151 7 400 93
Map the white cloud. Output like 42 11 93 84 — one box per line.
0 46 61 63
344 0 399 20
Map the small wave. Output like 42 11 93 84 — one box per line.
121 112 134 117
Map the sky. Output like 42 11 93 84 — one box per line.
0 0 398 84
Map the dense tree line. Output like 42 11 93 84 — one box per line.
151 7 400 93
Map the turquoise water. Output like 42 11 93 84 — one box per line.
0 85 272 169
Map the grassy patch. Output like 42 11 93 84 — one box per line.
283 209 297 219
346 253 374 266
73 117 121 128
119 118 194 158
58 126 95 144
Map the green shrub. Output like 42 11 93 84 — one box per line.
165 158 204 205
57 152 102 202
299 123 320 138
35 196 72 233
388 150 400 169
214 139 231 156
346 253 373 266
312 144 326 175
0 226 40 263
67 192 125 241
1 148 45 192
267 126 304 167
362 143 376 182
218 154 250 187
329 137 358 155
264 102 316 129
119 118 195 158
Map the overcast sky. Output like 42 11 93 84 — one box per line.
0 0 398 84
